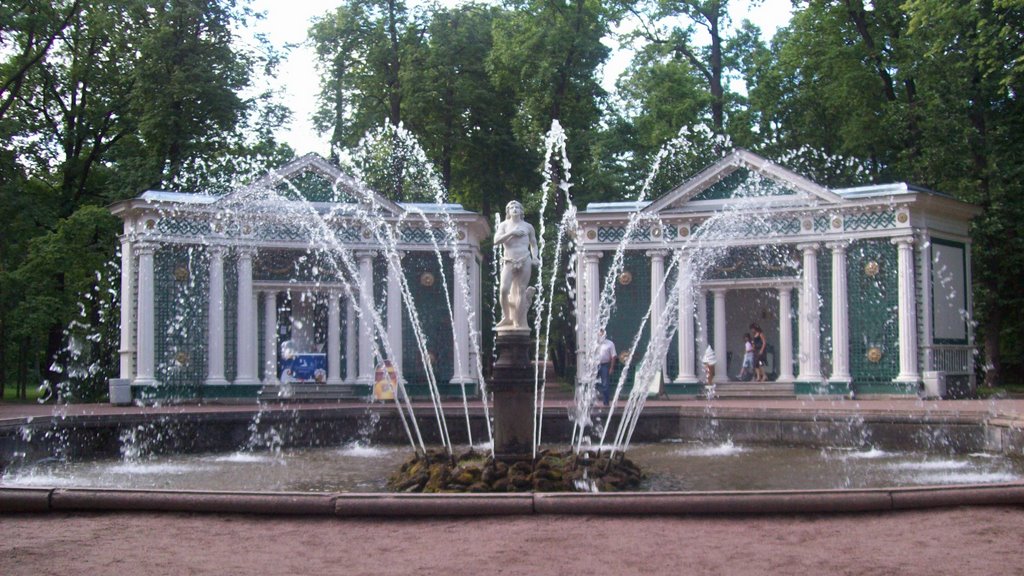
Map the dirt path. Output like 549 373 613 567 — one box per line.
2 507 1023 575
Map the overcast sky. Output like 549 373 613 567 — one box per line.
247 0 793 156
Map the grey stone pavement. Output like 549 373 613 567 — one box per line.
2 396 1024 575
2 394 1024 426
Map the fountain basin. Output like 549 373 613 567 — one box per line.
3 483 1024 516
2 399 1023 514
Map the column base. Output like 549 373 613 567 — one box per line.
673 376 700 385
108 378 133 405
206 377 229 386
326 378 343 385
234 377 260 386
893 375 922 386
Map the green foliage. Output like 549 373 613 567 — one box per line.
746 0 1024 382
0 0 291 397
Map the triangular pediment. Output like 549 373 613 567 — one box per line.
643 149 842 214
222 153 403 214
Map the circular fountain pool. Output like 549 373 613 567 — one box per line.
3 440 1021 493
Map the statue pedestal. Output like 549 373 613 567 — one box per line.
492 330 534 462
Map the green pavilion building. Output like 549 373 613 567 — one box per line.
108 153 490 403
577 149 979 398
109 149 979 403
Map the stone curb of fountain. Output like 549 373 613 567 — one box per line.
3 483 1023 517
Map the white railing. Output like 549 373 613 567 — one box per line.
924 345 976 375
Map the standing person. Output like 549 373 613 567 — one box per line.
750 323 768 382
494 200 539 331
738 333 754 381
596 329 616 406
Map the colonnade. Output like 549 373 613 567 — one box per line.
120 244 480 388
575 238 921 386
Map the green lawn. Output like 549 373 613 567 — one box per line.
2 385 46 403
976 382 1024 399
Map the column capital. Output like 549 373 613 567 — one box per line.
825 240 851 252
646 249 669 259
133 242 157 256
891 235 915 247
207 244 227 258
582 250 603 263
235 246 257 258
796 242 821 253
354 249 377 261
448 249 471 262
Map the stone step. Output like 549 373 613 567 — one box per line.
258 384 364 401
707 382 795 399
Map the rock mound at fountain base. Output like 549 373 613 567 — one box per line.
387 448 644 493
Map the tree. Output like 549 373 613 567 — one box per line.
401 3 532 216
489 0 615 208
0 0 293 398
622 0 759 136
609 2 766 196
747 0 1024 383
745 0 915 184
902 0 1024 385
0 0 83 123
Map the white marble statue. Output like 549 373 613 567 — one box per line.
494 200 539 331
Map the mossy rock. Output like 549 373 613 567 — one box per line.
388 447 645 493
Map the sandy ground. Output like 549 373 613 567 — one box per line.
2 507 1023 575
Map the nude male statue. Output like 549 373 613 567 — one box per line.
494 200 539 331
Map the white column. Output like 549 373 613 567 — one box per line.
356 251 375 384
327 290 342 385
893 236 921 384
206 246 227 385
697 289 709 364
797 243 822 382
917 231 934 372
234 247 258 385
586 251 602 334
675 255 697 383
648 250 668 380
387 252 404 381
469 250 481 383
262 290 279 385
345 296 356 383
118 235 135 380
827 242 852 383
577 251 602 383
777 286 794 383
451 251 471 384
134 243 157 386
712 288 727 383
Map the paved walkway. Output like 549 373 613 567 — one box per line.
2 396 1023 424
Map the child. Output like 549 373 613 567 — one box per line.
738 333 754 381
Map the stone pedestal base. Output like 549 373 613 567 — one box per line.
492 331 534 462
108 378 132 406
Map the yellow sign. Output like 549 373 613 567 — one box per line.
373 361 397 401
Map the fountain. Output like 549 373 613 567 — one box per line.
2 123 1024 511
